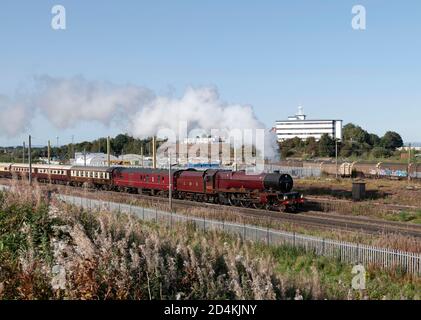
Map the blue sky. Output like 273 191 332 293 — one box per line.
0 0 420 146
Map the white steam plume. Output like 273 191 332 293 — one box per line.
1 76 278 159
129 86 278 159
0 95 32 137
33 75 155 128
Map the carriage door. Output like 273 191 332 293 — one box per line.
205 173 214 193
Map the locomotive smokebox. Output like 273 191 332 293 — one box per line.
263 173 294 193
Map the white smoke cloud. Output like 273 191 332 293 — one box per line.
0 95 32 137
1 76 278 158
129 86 278 159
129 87 261 136
32 75 155 128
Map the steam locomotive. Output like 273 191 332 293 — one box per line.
0 163 305 212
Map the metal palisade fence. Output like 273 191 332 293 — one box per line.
58 194 421 276
264 165 321 178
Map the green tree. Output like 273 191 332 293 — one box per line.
318 134 336 157
343 123 369 144
112 134 130 155
367 133 381 147
370 146 391 159
381 131 403 150
304 137 318 157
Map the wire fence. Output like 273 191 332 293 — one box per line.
58 194 421 276
412 172 421 179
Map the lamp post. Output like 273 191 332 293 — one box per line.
335 138 339 179
408 144 412 182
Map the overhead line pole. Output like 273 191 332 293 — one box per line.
28 135 32 185
107 136 111 167
408 143 412 182
48 140 51 165
169 151 172 211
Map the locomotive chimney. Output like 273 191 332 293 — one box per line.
152 136 157 169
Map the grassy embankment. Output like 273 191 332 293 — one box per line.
0 186 420 300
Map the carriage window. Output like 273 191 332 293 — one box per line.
157 175 160 183
146 175 149 182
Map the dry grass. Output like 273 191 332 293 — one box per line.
56 185 421 254
295 177 421 207
1 183 420 300
0 183 322 300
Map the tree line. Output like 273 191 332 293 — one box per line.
279 123 404 160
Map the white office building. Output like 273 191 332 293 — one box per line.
275 107 343 141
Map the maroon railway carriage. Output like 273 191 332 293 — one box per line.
69 166 114 188
33 164 72 184
0 163 12 179
112 167 175 195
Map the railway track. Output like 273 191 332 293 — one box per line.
2 180 421 238
55 186 421 238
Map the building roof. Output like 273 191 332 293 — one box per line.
276 119 343 123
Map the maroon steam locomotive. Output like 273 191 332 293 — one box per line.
0 163 305 212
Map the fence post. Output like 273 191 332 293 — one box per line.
266 226 269 246
243 221 246 240
170 211 173 229
203 216 206 232
322 238 325 255
357 243 360 263
142 207 145 220
155 209 158 223
293 232 296 247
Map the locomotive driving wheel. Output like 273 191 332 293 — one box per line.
228 196 240 206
